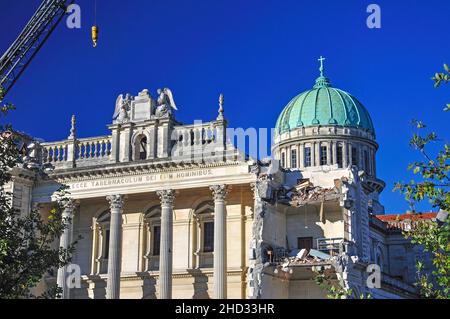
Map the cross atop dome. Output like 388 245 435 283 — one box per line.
314 56 331 88
318 56 326 77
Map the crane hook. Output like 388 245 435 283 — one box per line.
92 25 98 48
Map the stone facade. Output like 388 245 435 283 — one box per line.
8 79 431 299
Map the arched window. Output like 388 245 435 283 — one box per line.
192 202 214 268
133 134 148 160
92 210 110 274
144 207 161 271
139 136 147 160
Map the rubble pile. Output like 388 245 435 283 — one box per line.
276 248 332 272
289 179 340 207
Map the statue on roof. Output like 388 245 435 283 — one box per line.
155 88 177 118
113 93 132 123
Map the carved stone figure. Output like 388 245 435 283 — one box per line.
155 88 177 117
113 94 132 123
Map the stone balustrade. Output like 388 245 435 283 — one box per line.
41 135 112 168
42 141 69 163
37 118 233 170
76 136 112 161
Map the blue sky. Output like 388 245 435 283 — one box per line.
1 0 449 214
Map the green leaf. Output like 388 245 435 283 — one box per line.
413 166 420 174
445 64 449 73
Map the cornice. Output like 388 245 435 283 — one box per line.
40 160 248 184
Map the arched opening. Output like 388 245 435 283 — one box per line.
133 134 148 161
138 136 147 160
92 210 111 274
192 201 215 269
144 207 161 271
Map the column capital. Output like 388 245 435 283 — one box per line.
157 189 176 206
106 194 124 210
210 184 230 201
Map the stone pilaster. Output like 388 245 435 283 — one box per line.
157 189 176 299
56 199 77 299
348 143 353 167
343 141 348 168
119 123 133 162
109 125 120 163
299 143 304 169
327 141 332 165
210 184 229 299
312 142 317 166
105 194 124 299
332 141 337 166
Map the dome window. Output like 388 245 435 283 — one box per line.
351 146 358 167
291 149 298 169
304 147 312 167
320 145 328 166
364 150 370 175
337 144 343 168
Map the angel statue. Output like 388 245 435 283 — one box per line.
112 93 132 123
155 88 177 117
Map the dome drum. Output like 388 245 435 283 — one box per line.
273 61 378 178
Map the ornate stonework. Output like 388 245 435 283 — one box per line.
12 72 426 299
106 194 124 210
157 189 176 206
210 184 229 201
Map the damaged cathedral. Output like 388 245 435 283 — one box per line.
7 61 435 299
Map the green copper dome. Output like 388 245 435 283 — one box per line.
275 73 375 135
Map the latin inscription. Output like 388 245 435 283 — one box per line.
68 169 214 190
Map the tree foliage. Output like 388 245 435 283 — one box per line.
313 264 371 299
0 87 76 299
313 265 352 299
394 64 450 299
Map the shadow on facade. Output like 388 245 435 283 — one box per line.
187 269 210 299
139 273 157 299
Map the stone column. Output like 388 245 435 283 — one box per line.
327 141 332 165
342 141 348 168
332 141 337 166
287 146 291 168
157 189 176 299
56 199 77 299
210 184 229 299
106 195 124 299
315 142 321 166
299 143 304 169
348 143 353 166
311 142 316 167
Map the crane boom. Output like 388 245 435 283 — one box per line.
0 0 74 97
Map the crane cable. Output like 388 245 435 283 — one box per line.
92 0 98 47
